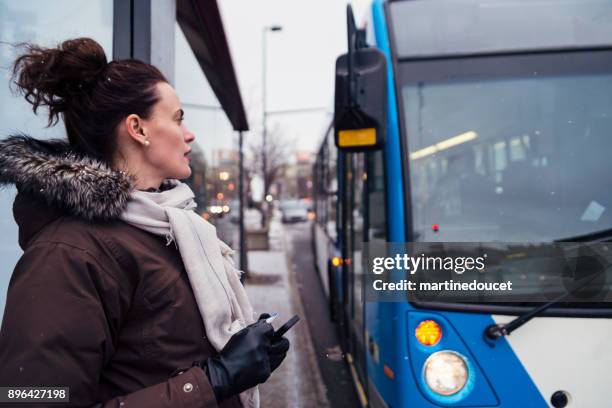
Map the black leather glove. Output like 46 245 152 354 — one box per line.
257 313 290 373
201 320 274 402
269 336 290 371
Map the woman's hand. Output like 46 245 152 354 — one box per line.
200 320 274 401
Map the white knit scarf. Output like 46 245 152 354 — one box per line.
120 179 258 408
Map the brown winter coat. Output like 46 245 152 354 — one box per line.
0 136 242 407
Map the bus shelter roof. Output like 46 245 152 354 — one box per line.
177 0 249 131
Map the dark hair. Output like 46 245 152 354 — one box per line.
12 37 167 164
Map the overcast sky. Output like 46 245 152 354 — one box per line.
218 0 371 153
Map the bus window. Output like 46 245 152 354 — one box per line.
327 132 338 241
368 149 387 243
315 133 329 232
314 128 338 242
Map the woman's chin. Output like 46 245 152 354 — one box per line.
162 163 192 180
178 166 192 179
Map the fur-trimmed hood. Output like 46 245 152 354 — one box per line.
0 135 134 221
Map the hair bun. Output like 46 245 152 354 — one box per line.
12 37 108 125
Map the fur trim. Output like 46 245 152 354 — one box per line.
0 135 134 221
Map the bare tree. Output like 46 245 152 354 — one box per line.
248 124 294 227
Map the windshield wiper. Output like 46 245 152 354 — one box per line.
555 227 612 243
485 268 606 340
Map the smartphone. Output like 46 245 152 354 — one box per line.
273 315 300 340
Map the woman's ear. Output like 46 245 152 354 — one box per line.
124 114 148 146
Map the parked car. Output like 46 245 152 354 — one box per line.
229 200 240 224
280 199 309 223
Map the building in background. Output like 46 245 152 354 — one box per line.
199 148 240 219
278 151 315 200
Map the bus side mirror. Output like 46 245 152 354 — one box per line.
334 49 387 152
334 6 387 152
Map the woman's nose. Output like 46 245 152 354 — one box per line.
184 126 195 143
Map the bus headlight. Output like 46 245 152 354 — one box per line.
423 351 468 396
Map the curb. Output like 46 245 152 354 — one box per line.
280 221 331 408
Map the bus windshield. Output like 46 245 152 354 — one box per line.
400 55 612 242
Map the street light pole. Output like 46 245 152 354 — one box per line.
238 130 248 277
262 28 267 207
261 25 282 219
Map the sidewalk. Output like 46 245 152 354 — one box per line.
245 213 329 408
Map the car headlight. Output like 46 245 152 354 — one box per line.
423 351 468 396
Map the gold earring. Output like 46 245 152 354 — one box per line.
144 139 150 147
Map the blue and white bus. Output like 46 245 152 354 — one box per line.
313 1 612 407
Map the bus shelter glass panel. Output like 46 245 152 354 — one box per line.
0 0 113 320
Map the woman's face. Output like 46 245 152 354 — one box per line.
140 82 195 181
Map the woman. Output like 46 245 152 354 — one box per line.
0 38 289 407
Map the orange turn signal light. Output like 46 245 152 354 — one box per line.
383 364 395 380
331 256 343 267
415 320 442 346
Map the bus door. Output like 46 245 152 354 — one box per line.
344 152 368 388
